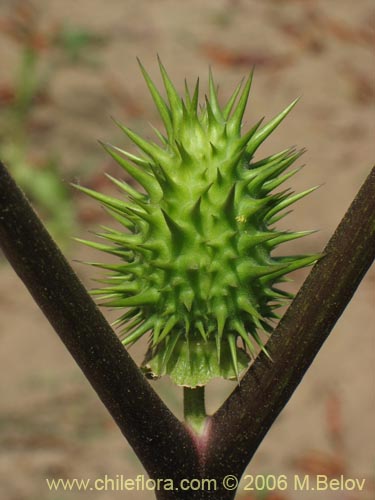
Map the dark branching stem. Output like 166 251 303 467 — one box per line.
0 161 201 495
205 166 375 484
1 159 374 500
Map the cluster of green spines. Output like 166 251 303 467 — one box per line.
77 59 319 387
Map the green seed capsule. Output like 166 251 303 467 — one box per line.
76 59 319 387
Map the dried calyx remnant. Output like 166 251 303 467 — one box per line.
76 59 319 388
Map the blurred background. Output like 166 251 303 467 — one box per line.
0 0 374 499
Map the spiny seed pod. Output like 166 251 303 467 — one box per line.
76 59 319 387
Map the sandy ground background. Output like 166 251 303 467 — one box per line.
0 1 374 499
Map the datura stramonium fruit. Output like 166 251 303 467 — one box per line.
76 59 319 388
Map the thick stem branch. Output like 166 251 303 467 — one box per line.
205 167 375 481
0 160 198 485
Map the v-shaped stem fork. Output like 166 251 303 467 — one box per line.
0 161 374 500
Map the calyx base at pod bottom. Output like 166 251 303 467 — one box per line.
76 58 319 387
